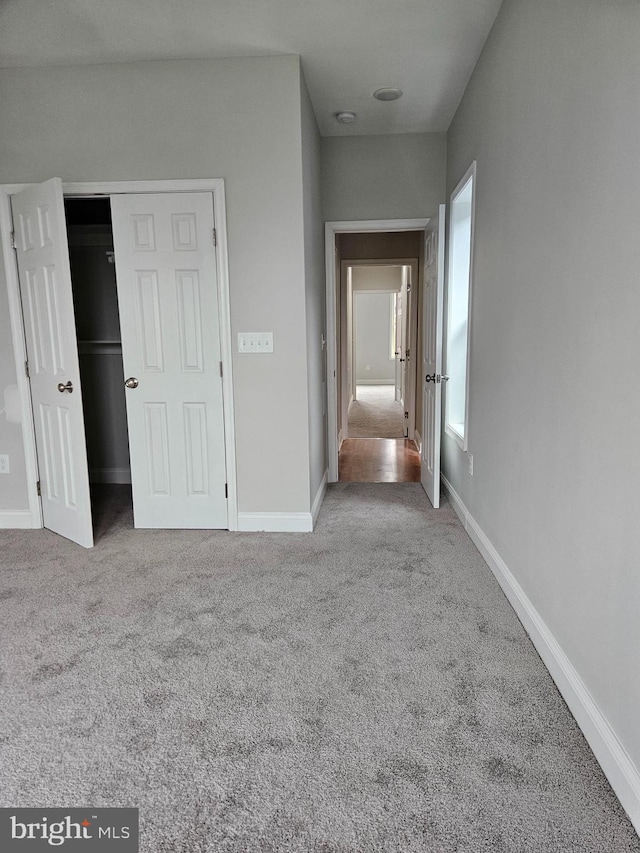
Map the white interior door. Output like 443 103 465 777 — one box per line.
421 204 446 508
401 267 412 435
399 273 411 427
111 192 227 528
11 178 94 547
346 268 355 406
394 288 404 403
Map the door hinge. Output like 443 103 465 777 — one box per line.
10 230 16 250
25 360 30 379
219 361 223 378
36 480 41 497
404 411 409 419
224 483 228 498
212 228 217 246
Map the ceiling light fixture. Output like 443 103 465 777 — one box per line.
373 87 403 102
335 111 357 124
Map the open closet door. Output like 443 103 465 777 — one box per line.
421 204 446 509
111 192 228 529
11 179 94 547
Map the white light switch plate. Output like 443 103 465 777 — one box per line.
237 332 274 353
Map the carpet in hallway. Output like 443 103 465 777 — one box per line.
348 384 405 438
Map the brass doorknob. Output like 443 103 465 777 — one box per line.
57 381 73 393
124 377 139 389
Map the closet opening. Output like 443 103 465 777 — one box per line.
65 197 132 538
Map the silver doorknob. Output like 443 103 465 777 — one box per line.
124 377 139 389
439 374 449 382
57 381 73 393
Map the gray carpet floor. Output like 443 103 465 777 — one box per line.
0 484 638 852
348 385 405 438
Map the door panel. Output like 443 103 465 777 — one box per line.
421 204 446 508
11 178 94 547
110 193 227 528
401 267 412 436
394 288 403 403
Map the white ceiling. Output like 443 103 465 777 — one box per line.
0 0 503 137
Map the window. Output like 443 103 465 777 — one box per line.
445 161 476 448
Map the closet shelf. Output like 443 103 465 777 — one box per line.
78 340 122 355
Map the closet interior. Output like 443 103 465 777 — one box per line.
65 198 132 530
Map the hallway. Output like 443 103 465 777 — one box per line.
347 385 405 439
341 382 420 484
339 438 420 483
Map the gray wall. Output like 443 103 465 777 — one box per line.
322 133 446 222
338 231 422 262
351 266 403 293
354 292 395 384
445 0 640 780
300 74 327 505
0 56 313 516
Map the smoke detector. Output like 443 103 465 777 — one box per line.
373 88 403 101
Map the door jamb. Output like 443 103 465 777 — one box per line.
1 178 238 531
325 219 429 482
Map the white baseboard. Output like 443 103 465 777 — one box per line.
338 429 344 450
311 470 328 527
441 475 468 527
0 510 35 529
90 468 131 484
237 511 313 533
237 473 327 533
440 475 640 836
414 429 422 454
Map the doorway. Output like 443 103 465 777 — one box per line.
65 197 132 537
348 263 415 440
325 222 429 484
342 264 420 482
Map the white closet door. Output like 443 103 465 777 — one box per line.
421 204 446 508
11 178 94 547
110 193 227 528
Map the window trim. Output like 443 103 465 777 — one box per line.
445 160 477 451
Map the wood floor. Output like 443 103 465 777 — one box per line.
338 439 421 483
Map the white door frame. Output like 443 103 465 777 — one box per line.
1 178 238 531
325 219 429 482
